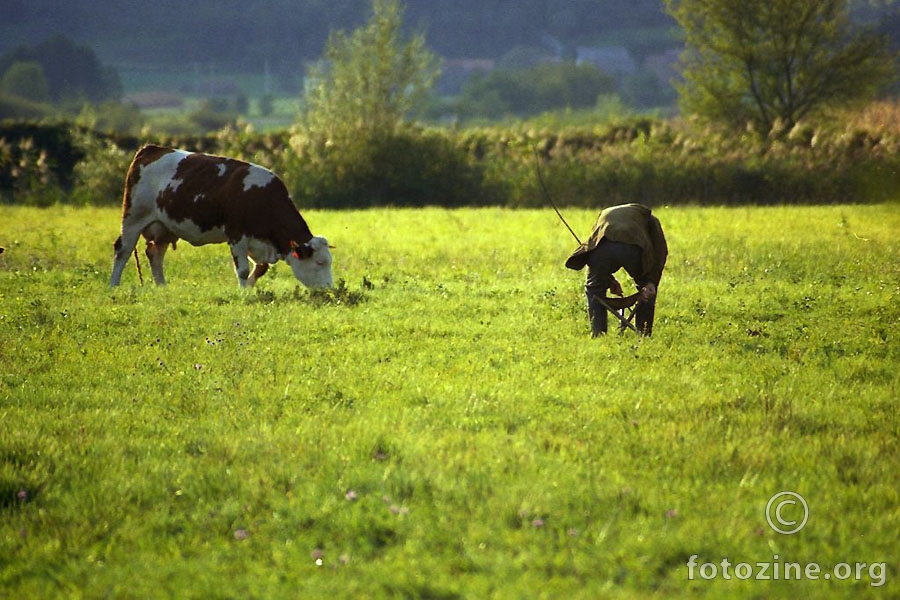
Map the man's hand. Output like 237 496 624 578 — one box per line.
640 282 657 302
608 277 623 296
609 275 622 296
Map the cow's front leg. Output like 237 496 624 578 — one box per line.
230 240 253 288
246 263 270 287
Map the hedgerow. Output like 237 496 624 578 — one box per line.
3 102 900 207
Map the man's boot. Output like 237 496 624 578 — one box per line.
634 299 656 337
586 290 608 337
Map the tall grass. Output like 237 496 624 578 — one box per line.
1 204 897 598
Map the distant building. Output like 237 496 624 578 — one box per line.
437 58 495 95
575 46 638 79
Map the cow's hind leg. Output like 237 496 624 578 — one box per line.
145 240 170 285
110 227 143 286
143 225 178 285
146 241 167 285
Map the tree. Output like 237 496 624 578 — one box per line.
300 0 439 144
0 36 122 104
665 0 897 133
455 62 617 120
1 61 50 103
259 93 275 117
291 0 492 208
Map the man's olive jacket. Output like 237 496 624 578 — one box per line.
565 203 668 285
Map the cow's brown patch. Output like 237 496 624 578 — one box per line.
122 145 177 219
151 150 313 254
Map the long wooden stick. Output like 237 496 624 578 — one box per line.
533 145 582 246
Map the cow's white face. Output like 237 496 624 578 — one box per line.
287 236 333 288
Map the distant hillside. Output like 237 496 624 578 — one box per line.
5 0 897 103
2 1 677 73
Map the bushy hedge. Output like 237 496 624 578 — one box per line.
3 108 900 207
284 127 506 208
463 117 900 207
0 121 81 192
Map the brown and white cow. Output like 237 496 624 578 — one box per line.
110 145 333 288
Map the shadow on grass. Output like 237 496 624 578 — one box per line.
241 278 370 307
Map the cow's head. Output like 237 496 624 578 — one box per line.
287 237 333 288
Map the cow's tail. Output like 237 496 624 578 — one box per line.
132 247 144 285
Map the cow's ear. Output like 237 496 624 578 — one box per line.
292 242 314 260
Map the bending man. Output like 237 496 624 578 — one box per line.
565 203 668 337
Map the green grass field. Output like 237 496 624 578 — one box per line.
0 204 897 598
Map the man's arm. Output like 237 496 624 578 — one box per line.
646 215 668 285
